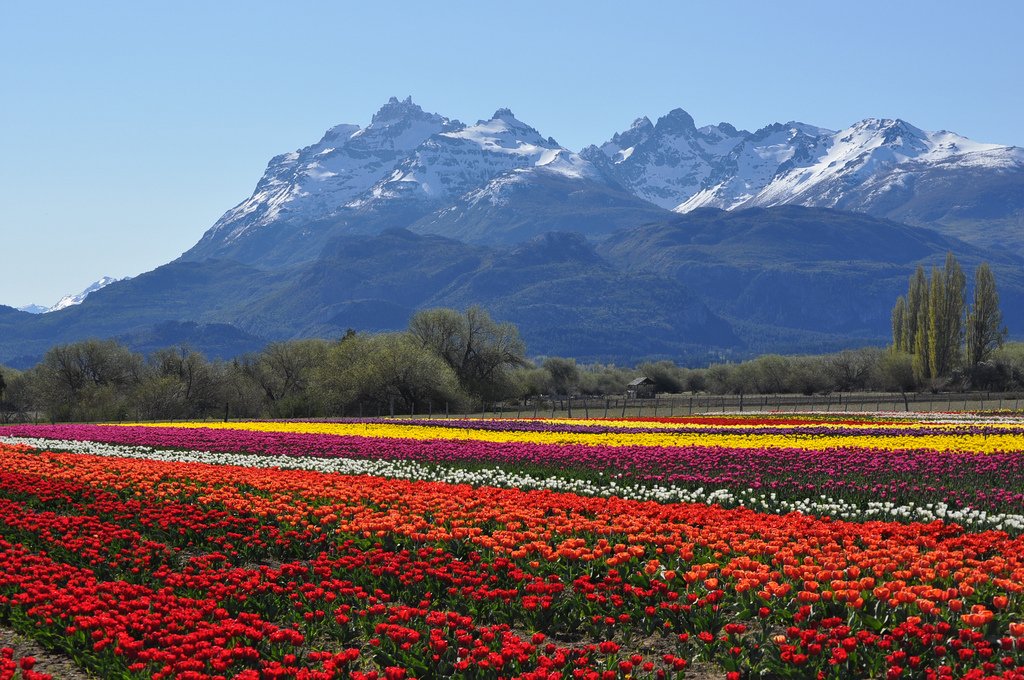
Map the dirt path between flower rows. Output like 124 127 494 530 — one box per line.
0 626 98 679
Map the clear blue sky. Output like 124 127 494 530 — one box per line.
2 0 1022 308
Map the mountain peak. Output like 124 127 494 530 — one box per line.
491 107 518 122
371 95 427 124
631 116 654 131
850 117 924 137
600 117 655 158
320 123 361 143
855 117 908 129
485 108 538 133
29 276 125 314
655 108 696 133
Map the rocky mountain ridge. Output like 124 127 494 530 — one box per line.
4 99 1022 368
181 97 1024 267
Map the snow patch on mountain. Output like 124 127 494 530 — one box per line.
20 276 126 314
678 122 834 211
590 110 1022 216
187 97 1023 265
16 304 48 314
353 109 598 208
742 118 1024 209
584 109 749 210
198 97 452 245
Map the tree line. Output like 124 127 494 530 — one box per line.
0 297 1020 423
890 253 1008 388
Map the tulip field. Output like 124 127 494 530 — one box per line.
1 414 1023 679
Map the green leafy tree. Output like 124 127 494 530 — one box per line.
894 257 970 383
543 357 580 396
891 265 932 381
874 349 919 408
704 363 734 394
965 262 1008 366
409 306 527 402
784 356 831 395
636 360 687 394
926 252 966 380
577 364 633 396
240 339 329 417
0 368 31 423
748 355 792 394
313 332 466 415
142 346 220 418
825 348 882 391
31 339 143 421
892 266 927 353
891 296 907 352
991 343 1024 390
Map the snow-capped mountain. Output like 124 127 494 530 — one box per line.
182 96 1024 267
591 114 1024 218
674 122 835 211
738 119 1022 211
19 276 125 314
581 110 752 209
190 97 454 254
353 108 597 209
183 99 637 262
16 304 48 315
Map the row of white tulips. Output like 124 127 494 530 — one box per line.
4 435 1022 533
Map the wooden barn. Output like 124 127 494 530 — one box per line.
626 376 656 399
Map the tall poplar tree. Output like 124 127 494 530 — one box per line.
904 266 928 354
891 296 907 352
913 282 932 382
966 262 1008 365
926 252 966 380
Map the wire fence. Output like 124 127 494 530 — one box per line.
467 391 1024 419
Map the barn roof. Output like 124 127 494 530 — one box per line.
627 376 655 386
